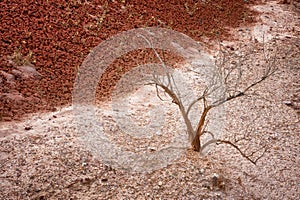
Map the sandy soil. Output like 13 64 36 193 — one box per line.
0 1 299 199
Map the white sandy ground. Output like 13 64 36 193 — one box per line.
0 1 299 199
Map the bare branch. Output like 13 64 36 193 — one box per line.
211 64 277 108
137 34 197 141
138 34 275 164
203 130 215 139
201 139 268 165
186 87 208 116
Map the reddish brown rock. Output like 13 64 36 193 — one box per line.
0 0 259 121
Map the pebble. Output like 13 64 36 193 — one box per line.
283 100 292 106
158 181 163 186
199 168 205 174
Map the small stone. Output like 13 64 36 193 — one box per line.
34 188 41 192
283 100 292 106
24 126 32 131
271 132 278 140
158 181 163 186
101 178 108 182
273 145 280 150
214 192 221 197
213 173 219 178
148 147 156 152
17 65 41 78
155 130 162 135
212 173 219 187
199 168 205 174
12 65 42 80
11 69 23 78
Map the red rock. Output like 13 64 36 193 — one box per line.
1 92 25 102
0 0 259 121
17 65 42 78
0 70 15 83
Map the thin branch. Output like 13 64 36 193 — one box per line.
211 64 277 107
138 34 196 140
186 88 207 116
201 139 267 165
155 83 166 102
203 130 215 139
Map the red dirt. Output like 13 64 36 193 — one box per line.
0 0 259 121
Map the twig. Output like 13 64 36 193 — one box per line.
201 139 268 165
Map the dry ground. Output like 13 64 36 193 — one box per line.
0 1 299 199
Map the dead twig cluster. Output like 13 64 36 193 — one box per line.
139 35 278 164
